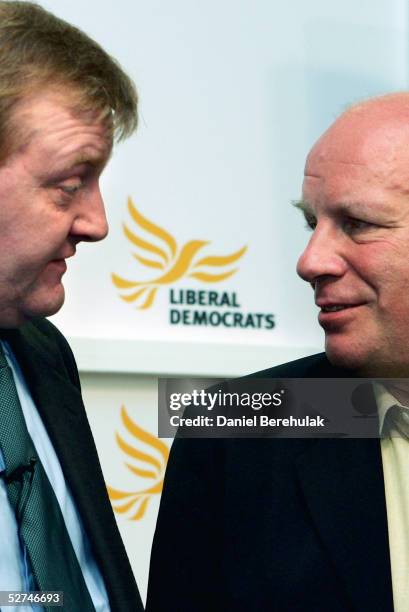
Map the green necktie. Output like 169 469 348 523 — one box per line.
0 341 96 612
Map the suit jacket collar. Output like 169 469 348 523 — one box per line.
3 321 109 533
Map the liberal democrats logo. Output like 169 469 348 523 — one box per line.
108 406 169 521
112 198 247 309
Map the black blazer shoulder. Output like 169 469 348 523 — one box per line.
147 352 393 612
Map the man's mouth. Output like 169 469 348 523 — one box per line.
320 304 355 312
317 302 367 328
48 259 67 273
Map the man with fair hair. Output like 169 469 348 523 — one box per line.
0 2 142 611
147 93 409 611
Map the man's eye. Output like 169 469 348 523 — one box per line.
304 215 317 231
59 181 82 195
343 217 374 232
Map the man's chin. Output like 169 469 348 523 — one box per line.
22 286 66 321
324 337 406 377
324 338 371 374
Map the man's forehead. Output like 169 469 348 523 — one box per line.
307 102 409 170
10 87 113 163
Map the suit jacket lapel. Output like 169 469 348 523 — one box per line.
4 324 116 530
4 323 93 464
279 354 394 610
3 324 143 611
295 437 394 611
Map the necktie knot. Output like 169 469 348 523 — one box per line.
383 404 409 439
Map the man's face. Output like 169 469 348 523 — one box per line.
296 107 409 375
0 88 112 327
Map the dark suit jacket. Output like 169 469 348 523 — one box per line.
146 353 394 612
3 319 143 612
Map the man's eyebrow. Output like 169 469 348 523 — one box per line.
291 199 313 214
52 147 113 174
68 147 113 168
292 199 393 217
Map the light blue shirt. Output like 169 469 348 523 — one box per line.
0 340 110 612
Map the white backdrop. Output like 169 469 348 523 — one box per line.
30 0 409 604
43 0 409 367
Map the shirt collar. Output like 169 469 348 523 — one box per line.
373 382 409 436
0 339 11 359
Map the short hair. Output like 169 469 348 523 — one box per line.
0 1 138 158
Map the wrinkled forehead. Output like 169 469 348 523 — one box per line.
5 87 113 162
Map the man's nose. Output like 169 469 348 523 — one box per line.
70 187 109 243
296 224 347 284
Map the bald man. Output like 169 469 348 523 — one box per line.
146 95 409 612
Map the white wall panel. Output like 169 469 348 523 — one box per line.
39 0 409 370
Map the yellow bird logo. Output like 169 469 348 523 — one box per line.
112 198 247 309
107 406 169 521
